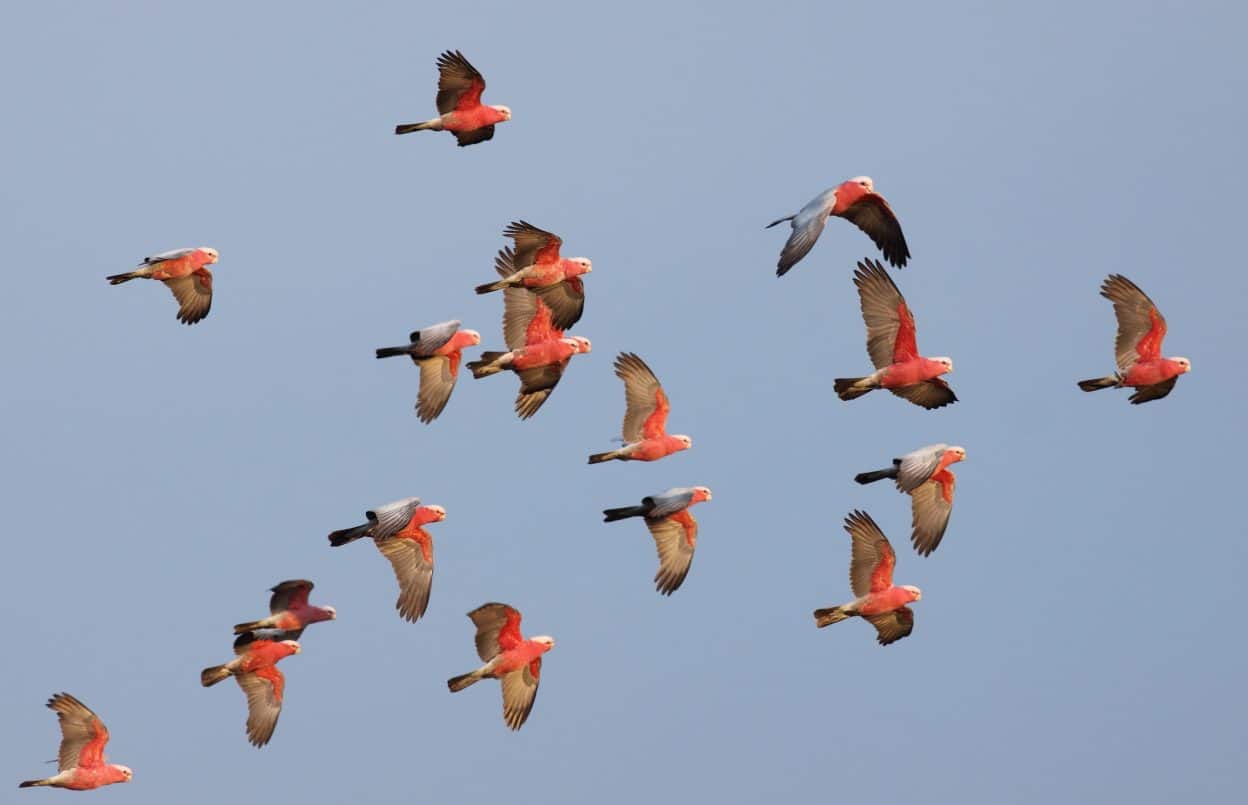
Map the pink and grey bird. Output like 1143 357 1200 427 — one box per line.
105 247 218 324
19 693 133 791
603 486 712 595
201 633 301 747
469 248 591 419
1078 274 1191 404
813 511 922 646
834 259 956 409
233 579 336 640
474 222 590 330
856 444 966 556
328 497 442 622
376 320 481 423
767 177 909 276
394 50 511 146
447 603 554 730
588 353 692 464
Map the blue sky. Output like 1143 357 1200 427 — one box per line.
1 1 1245 802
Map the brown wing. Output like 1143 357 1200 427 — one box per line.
47 693 109 771
910 479 954 556
468 603 524 662
504 221 563 269
496 248 540 351
268 580 313 614
454 126 495 147
535 278 585 331
615 352 666 442
889 379 957 410
499 660 541 730
435 50 486 114
842 194 910 268
864 607 914 645
163 269 212 324
853 260 908 369
1102 274 1165 372
646 514 697 596
416 355 457 423
845 510 892 597
514 361 568 419
235 669 284 747
376 537 434 622
1129 377 1178 405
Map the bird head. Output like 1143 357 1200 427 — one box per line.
322 605 338 620
282 640 302 654
493 105 512 120
532 635 556 651
570 336 592 353
948 446 967 463
932 356 954 374
849 176 874 191
116 766 134 782
1172 356 1192 374
200 247 220 264
570 257 592 275
693 486 712 503
674 435 693 449
902 585 922 602
462 329 482 346
425 504 447 522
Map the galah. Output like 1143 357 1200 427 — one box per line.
603 486 712 595
328 497 442 622
233 579 337 640
834 259 956 409
447 603 554 730
394 50 511 146
766 177 909 276
1078 274 1191 404
201 633 301 747
19 693 133 790
588 352 693 463
376 320 481 423
469 250 591 419
105 247 218 324
856 445 966 556
813 510 922 646
474 222 590 330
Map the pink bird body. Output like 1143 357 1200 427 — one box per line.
201 635 301 748
328 498 443 622
835 260 956 409
233 579 336 639
376 320 481 423
588 353 693 464
1078 275 1191 403
394 51 510 146
105 246 219 324
511 337 581 371
19 693 133 790
475 223 590 331
448 603 554 730
767 177 910 275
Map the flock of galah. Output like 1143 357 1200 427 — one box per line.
20 50 1193 791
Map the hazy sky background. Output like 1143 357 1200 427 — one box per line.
1 1 1245 802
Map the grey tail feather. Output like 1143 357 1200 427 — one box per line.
813 607 851 628
854 467 899 485
467 353 506 378
1078 376 1118 392
19 779 51 788
587 451 617 465
375 345 414 359
328 523 371 547
201 664 232 687
233 620 264 635
106 271 138 285
474 280 508 294
447 672 480 692
833 378 873 400
603 505 647 522
395 122 432 135
765 214 795 229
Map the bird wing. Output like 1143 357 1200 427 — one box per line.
535 277 585 331
910 476 954 557
646 512 697 595
268 580 313 614
846 510 894 597
644 487 696 518
416 355 457 423
1101 274 1167 371
48 693 109 771
864 606 914 645
435 50 486 114
1129 377 1178 405
514 362 567 419
504 220 563 268
499 659 541 730
454 126 495 147
842 193 910 268
468 602 524 662
888 379 958 410
895 446 946 493
236 667 284 748
496 248 565 349
377 534 434 622
853 259 914 367
163 268 212 325
367 497 422 540
615 352 669 441
773 189 836 276
143 247 198 264
407 320 461 356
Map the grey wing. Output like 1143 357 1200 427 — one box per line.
376 538 434 622
910 478 954 557
1129 377 1178 404
647 515 696 595
895 445 947 492
407 320 461 357
235 672 283 747
535 280 585 331
644 487 696 518
774 190 836 276
416 355 457 423
615 352 662 442
845 510 888 598
163 272 212 325
888 379 957 410
842 194 910 268
499 661 540 730
142 247 196 264
853 259 905 369
367 497 421 539
454 125 495 147
864 607 914 645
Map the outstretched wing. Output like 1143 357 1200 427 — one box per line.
416 354 458 423
854 259 914 368
845 510 895 597
367 497 422 540
504 220 563 269
435 50 486 114
236 668 285 748
773 188 836 276
377 534 434 622
499 659 541 730
1129 377 1178 405
497 248 564 350
889 379 957 410
162 268 212 325
842 193 910 268
1101 274 1166 371
47 693 110 771
894 445 946 493
910 475 954 557
864 607 914 645
615 352 669 442
406 320 461 357
514 362 567 419
269 580 313 614
468 602 524 662
535 278 585 331
454 126 495 147
646 512 697 595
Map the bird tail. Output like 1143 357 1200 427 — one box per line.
106 271 140 285
834 377 876 401
328 523 371 547
447 670 485 692
854 467 899 485
474 279 511 295
1078 376 1119 392
394 119 441 135
587 450 622 465
375 345 415 359
232 618 271 635
200 663 233 687
467 352 507 378
18 778 52 788
603 505 648 522
813 607 852 628
764 214 794 229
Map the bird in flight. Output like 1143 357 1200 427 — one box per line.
376 320 481 423
855 444 966 556
448 603 554 730
201 632 302 748
475 221 590 331
767 177 909 276
19 693 133 790
106 246 218 324
232 579 337 640
588 353 692 463
603 486 712 595
394 50 511 146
